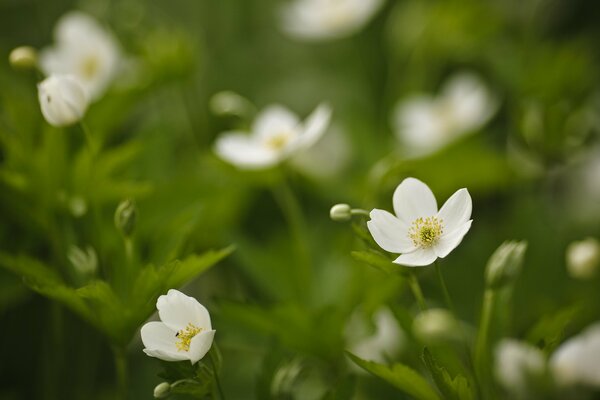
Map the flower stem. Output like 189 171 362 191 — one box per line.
271 176 312 298
350 208 370 217
112 346 128 400
434 261 455 313
475 288 496 398
407 270 427 311
209 351 226 400
79 120 97 154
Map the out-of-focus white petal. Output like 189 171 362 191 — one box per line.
442 73 497 132
393 96 446 151
157 289 212 332
252 105 301 140
434 220 472 258
392 177 438 224
188 330 216 364
293 103 332 150
38 74 88 127
393 247 437 267
437 188 472 233
367 209 414 253
550 322 600 387
215 132 280 169
495 339 545 394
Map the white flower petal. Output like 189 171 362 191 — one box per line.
442 73 497 133
252 105 300 140
392 178 438 223
38 75 88 127
214 132 280 169
393 96 447 151
393 247 437 267
494 339 545 393
188 330 216 364
367 209 414 253
434 220 472 258
437 188 472 233
157 289 212 332
550 323 600 387
293 103 332 150
140 321 186 361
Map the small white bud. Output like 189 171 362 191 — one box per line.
153 382 171 398
412 308 462 344
209 91 253 118
566 238 600 279
38 75 88 127
9 46 38 70
485 241 527 290
330 203 352 222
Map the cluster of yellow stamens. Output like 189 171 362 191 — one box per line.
265 132 292 150
81 55 100 79
175 323 202 352
408 216 443 247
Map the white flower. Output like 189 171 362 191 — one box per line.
494 340 546 396
413 308 463 344
214 103 331 170
141 289 215 364
279 0 384 41
367 177 472 267
38 75 88 127
392 73 497 156
550 322 600 387
40 11 121 100
566 238 600 280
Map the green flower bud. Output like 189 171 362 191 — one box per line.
566 237 600 280
485 241 527 290
330 203 352 222
67 245 98 276
153 382 171 398
114 199 137 237
9 46 38 70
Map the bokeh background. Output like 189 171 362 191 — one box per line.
1 0 599 398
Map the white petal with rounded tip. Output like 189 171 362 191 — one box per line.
393 247 438 267
140 321 180 354
157 289 212 332
188 330 216 364
253 105 300 140
293 103 332 150
367 209 414 253
38 75 88 127
437 189 472 233
392 178 438 224
434 220 472 258
550 323 600 387
214 132 280 169
443 73 497 132
393 96 446 150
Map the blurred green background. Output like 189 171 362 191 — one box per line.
1 0 599 398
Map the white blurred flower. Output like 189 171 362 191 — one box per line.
367 177 472 267
566 238 600 279
346 307 403 364
392 73 497 156
40 11 121 100
413 308 463 344
495 340 546 396
141 289 215 364
290 126 351 179
38 75 88 127
280 0 384 41
214 103 331 170
550 323 600 387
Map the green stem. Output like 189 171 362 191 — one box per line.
209 351 226 400
434 261 455 313
350 208 370 217
113 347 128 400
475 289 496 399
270 177 312 298
79 121 96 154
407 271 427 311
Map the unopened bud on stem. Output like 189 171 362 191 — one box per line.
115 199 137 237
330 204 370 222
566 238 599 280
153 382 171 398
9 46 38 70
485 241 527 290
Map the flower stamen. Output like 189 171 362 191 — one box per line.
175 323 202 352
409 216 443 248
265 132 291 150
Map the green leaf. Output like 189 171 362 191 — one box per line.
351 250 404 276
346 353 441 400
162 245 235 289
526 303 584 354
422 348 475 400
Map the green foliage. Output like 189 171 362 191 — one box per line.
422 348 475 400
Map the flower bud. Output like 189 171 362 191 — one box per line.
330 203 352 222
67 245 98 275
114 199 137 237
485 241 527 290
566 238 600 280
413 308 462 344
153 382 171 398
38 75 88 127
9 46 38 70
209 91 253 118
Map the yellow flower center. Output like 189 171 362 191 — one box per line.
175 323 202 352
409 216 443 248
81 55 100 80
265 132 292 150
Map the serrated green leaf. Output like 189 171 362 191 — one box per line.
347 353 441 400
422 348 475 400
351 250 404 276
